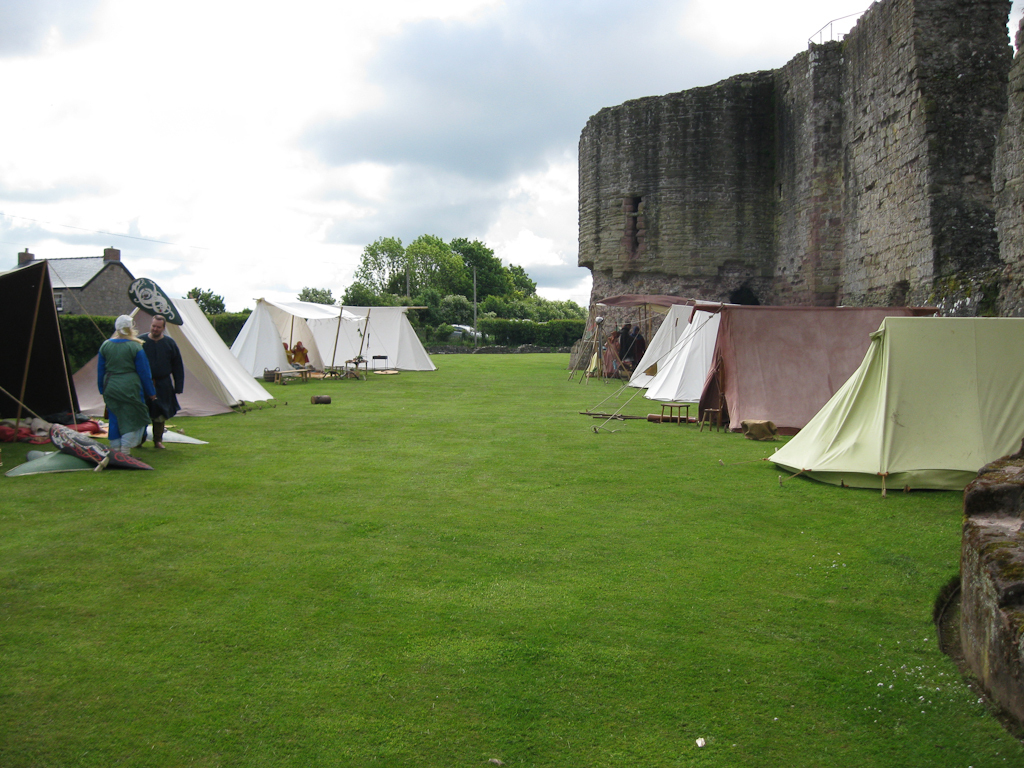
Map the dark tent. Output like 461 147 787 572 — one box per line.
0 261 79 420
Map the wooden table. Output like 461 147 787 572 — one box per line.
660 402 690 424
323 364 364 380
273 369 311 384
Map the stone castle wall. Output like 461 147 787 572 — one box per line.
773 44 845 306
578 73 777 304
995 20 1024 315
580 0 1017 314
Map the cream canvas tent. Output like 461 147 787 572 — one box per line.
628 304 695 389
230 299 436 375
74 298 271 417
772 317 1024 491
698 305 933 434
230 299 353 374
634 308 722 403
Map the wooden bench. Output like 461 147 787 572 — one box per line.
274 369 311 385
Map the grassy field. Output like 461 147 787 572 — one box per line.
2 354 1021 767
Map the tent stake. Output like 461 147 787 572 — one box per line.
778 468 807 486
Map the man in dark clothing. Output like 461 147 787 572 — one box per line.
630 326 647 368
141 314 184 449
619 322 635 372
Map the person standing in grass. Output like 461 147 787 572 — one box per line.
141 314 184 450
619 322 635 373
629 325 646 369
97 315 157 456
603 330 621 378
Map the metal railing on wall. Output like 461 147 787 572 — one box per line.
808 10 867 46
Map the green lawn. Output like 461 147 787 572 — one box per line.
1 354 1020 767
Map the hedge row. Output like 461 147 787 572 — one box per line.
59 315 117 373
475 318 585 347
208 312 251 347
58 311 252 373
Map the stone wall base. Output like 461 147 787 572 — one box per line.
960 442 1024 727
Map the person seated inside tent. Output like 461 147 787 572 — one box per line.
290 341 310 369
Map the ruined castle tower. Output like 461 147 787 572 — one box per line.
579 0 1014 315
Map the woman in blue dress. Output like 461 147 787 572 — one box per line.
97 315 158 455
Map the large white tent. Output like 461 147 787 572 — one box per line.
772 317 1024 490
630 307 721 403
74 298 272 417
628 304 694 389
230 299 436 375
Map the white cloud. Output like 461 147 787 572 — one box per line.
0 0 1014 314
678 1 867 58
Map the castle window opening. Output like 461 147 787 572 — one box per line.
623 196 644 257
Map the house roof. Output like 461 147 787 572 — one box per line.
18 257 131 289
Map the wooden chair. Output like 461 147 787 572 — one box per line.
699 395 726 432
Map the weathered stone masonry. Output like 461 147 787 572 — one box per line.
580 0 1018 315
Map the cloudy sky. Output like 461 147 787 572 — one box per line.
2 0 1022 311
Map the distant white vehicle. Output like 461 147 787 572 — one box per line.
450 324 483 340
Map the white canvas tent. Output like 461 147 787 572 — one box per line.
74 298 272 417
631 308 722 403
772 317 1024 491
628 304 694 388
230 299 436 375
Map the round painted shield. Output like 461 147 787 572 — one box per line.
128 278 182 325
50 424 153 470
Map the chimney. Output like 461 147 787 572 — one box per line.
103 247 121 262
18 249 34 266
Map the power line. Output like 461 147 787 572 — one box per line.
0 211 209 250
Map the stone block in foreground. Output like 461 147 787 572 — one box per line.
960 443 1024 726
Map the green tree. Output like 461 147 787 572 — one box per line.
353 237 407 296
508 265 537 298
522 296 587 321
407 235 470 297
450 238 511 300
439 294 473 326
480 294 508 317
298 287 335 305
411 287 443 328
186 287 226 315
341 282 380 306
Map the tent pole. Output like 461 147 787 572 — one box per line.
357 308 371 360
15 269 47 431
569 305 601 382
331 305 343 367
289 316 294 348
51 285 78 425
